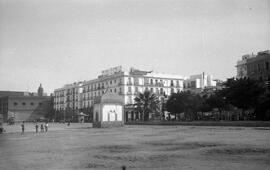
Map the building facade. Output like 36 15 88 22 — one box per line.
0 85 53 122
236 50 270 84
246 50 270 82
236 54 256 79
183 73 217 93
54 66 184 119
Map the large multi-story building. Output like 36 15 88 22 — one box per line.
54 66 184 117
53 66 219 121
246 50 270 82
236 50 270 83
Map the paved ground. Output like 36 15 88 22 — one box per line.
0 123 270 170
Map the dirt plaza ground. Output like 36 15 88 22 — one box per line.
0 123 270 170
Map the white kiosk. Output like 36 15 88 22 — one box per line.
93 92 124 128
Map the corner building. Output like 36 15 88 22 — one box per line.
54 66 184 119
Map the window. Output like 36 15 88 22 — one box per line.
171 80 174 86
128 77 132 84
114 79 117 83
266 62 269 70
114 88 117 93
150 79 153 85
128 96 132 104
22 102 26 106
30 102 34 106
150 88 153 93
128 87 132 92
135 87 138 92
14 102 17 106
39 103 42 106
110 81 112 84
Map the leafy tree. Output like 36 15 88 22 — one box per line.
134 91 160 121
166 93 184 120
255 92 270 120
166 91 203 121
205 91 228 120
222 78 265 116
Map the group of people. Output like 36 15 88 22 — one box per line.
21 121 49 135
35 122 49 133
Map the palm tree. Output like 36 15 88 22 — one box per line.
134 91 160 121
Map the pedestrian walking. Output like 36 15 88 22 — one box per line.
45 122 48 132
40 124 44 132
35 123 39 133
21 121 25 135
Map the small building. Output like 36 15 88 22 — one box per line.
77 112 88 123
93 92 124 128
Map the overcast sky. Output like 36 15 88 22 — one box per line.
0 0 269 93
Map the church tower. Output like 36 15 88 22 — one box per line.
38 84 44 97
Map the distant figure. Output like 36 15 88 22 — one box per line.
45 122 48 132
21 121 25 135
40 124 44 132
67 121 70 126
35 123 39 133
122 166 126 170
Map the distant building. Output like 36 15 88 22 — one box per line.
183 72 217 93
0 84 53 122
38 84 44 97
236 50 270 84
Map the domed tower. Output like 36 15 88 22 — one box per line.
38 84 44 97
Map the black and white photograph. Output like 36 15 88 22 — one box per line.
0 0 270 169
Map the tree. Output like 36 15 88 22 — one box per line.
134 91 160 121
255 92 270 120
222 78 265 117
205 91 228 120
166 91 203 121
166 93 185 120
